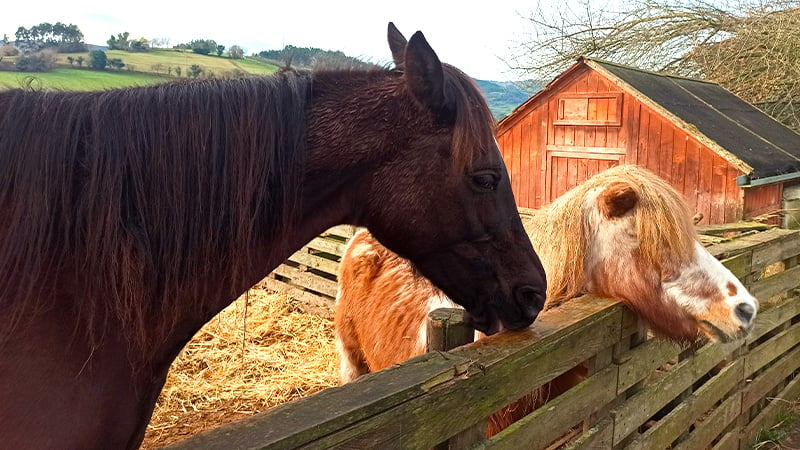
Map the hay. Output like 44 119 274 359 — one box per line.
142 289 338 449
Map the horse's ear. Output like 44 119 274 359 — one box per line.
404 31 446 114
599 182 638 218
387 22 407 67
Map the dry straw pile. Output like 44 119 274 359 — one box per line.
142 288 338 448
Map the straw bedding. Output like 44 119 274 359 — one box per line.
141 288 338 449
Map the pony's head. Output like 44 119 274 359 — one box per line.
307 23 546 333
531 166 757 342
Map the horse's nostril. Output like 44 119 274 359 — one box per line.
514 285 546 317
735 302 755 324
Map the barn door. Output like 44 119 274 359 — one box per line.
545 151 625 203
544 91 626 204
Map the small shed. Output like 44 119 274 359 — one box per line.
497 57 800 225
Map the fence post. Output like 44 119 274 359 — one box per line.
427 308 485 450
427 308 474 353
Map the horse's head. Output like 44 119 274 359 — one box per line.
561 166 757 342
308 24 546 334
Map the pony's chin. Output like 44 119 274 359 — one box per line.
699 320 750 343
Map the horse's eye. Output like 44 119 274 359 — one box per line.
471 172 499 192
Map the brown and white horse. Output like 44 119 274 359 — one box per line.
335 165 758 435
0 24 546 448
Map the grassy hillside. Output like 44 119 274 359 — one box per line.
0 49 532 120
475 79 540 120
57 49 278 77
0 68 167 90
0 49 279 91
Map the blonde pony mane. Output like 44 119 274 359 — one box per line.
521 165 698 308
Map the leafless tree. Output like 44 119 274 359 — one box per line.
510 0 800 128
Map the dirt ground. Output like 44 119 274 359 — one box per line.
140 289 338 449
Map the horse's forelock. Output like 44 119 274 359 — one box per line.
530 166 698 307
586 167 697 277
442 65 497 174
629 169 697 276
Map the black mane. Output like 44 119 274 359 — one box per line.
0 73 311 351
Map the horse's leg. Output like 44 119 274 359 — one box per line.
334 330 370 384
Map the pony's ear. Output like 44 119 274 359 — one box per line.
599 182 638 218
387 22 407 67
404 31 446 114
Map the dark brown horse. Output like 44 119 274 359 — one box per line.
0 24 546 449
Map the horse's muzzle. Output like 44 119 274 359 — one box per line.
465 285 545 335
504 284 545 330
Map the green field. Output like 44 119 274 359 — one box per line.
0 68 168 90
0 49 279 91
57 49 279 77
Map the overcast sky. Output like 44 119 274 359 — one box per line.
2 1 543 81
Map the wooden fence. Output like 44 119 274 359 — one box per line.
170 225 800 450
258 225 355 317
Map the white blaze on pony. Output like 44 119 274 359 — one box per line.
335 165 758 390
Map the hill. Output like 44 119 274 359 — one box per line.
0 47 535 119
475 79 541 120
0 48 279 91
0 68 168 91
57 49 279 77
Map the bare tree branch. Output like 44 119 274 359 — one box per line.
509 0 800 128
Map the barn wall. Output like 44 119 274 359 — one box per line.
498 65 747 224
744 183 783 223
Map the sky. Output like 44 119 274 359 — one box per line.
1 1 543 81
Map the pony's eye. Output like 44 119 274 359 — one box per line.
471 172 499 192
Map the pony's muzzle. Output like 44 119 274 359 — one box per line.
735 302 756 326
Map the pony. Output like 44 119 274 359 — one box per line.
0 23 546 449
335 165 758 436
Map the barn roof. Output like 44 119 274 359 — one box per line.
502 58 800 181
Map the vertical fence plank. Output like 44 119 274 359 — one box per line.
427 308 486 450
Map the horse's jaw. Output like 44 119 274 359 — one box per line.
662 242 758 342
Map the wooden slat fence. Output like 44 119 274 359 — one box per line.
169 225 800 450
258 225 355 317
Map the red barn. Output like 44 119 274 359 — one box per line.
497 57 800 225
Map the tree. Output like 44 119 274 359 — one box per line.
216 44 225 56
15 50 57 72
150 37 170 48
510 0 800 129
14 22 85 52
189 39 217 55
89 50 107 70
66 56 74 66
108 58 125 70
188 64 203 78
130 38 150 52
76 56 84 67
229 45 244 59
107 32 131 50
0 44 19 57
257 45 366 68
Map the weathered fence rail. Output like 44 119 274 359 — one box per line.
169 224 800 450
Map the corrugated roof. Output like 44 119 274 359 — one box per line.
589 59 800 180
